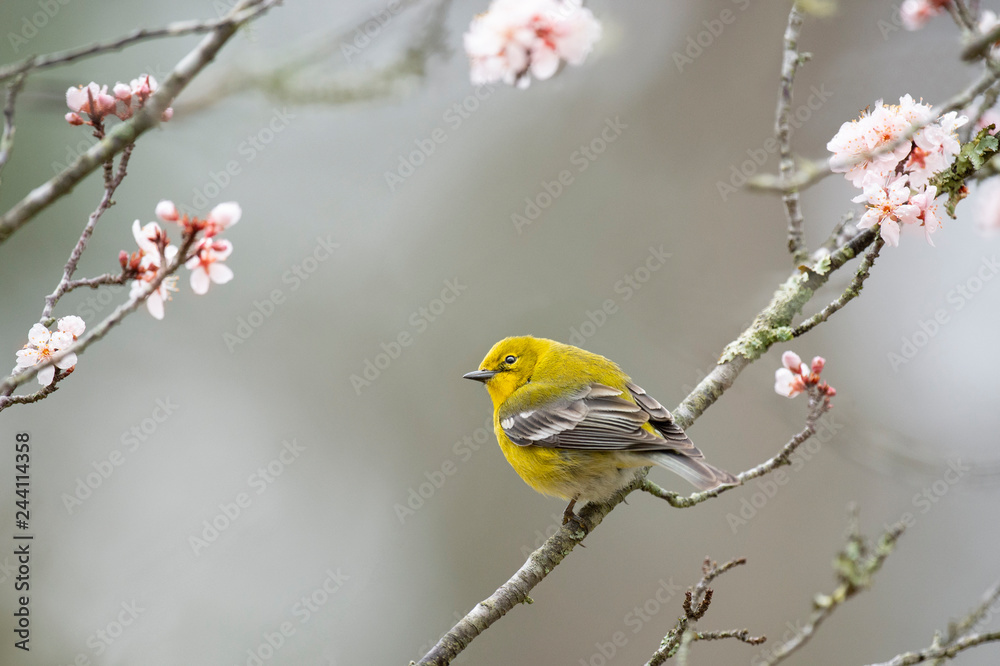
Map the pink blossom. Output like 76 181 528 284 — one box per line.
774 351 835 400
774 367 805 398
65 82 116 118
132 219 169 259
827 100 911 187
14 319 85 385
900 0 949 30
853 174 920 247
909 111 967 189
909 185 943 246
464 0 601 88
186 239 234 295
204 202 242 237
155 200 179 223
130 246 179 320
65 112 84 126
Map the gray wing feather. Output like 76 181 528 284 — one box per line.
500 383 691 454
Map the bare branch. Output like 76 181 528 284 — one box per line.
774 4 809 264
865 577 1000 666
42 144 134 320
867 631 1000 666
644 386 831 509
0 7 272 84
0 0 279 245
0 73 27 183
646 558 765 666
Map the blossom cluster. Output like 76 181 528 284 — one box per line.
65 74 173 127
464 0 601 88
774 352 835 401
123 201 241 319
13 316 86 386
827 95 967 246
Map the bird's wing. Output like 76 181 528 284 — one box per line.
624 381 701 456
499 382 695 454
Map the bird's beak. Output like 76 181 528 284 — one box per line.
463 369 497 383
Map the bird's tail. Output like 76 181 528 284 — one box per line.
644 452 739 492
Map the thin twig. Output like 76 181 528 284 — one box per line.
42 144 134 320
0 0 279 246
0 72 27 183
819 212 855 255
0 369 69 409
774 4 809 264
644 387 830 509
866 577 1000 666
0 8 270 84
793 235 885 337
867 631 1000 666
646 558 764 666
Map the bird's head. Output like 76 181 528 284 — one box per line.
463 336 549 406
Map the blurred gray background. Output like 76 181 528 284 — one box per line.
1 1 999 664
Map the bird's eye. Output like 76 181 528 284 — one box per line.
505 355 517 364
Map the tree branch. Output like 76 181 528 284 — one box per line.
774 4 809 264
644 384 831 508
646 557 765 666
0 72 27 183
42 144 134 321
793 234 885 337
865 577 1000 666
867 631 1000 666
0 7 272 84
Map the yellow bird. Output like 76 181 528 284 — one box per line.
464 336 736 523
